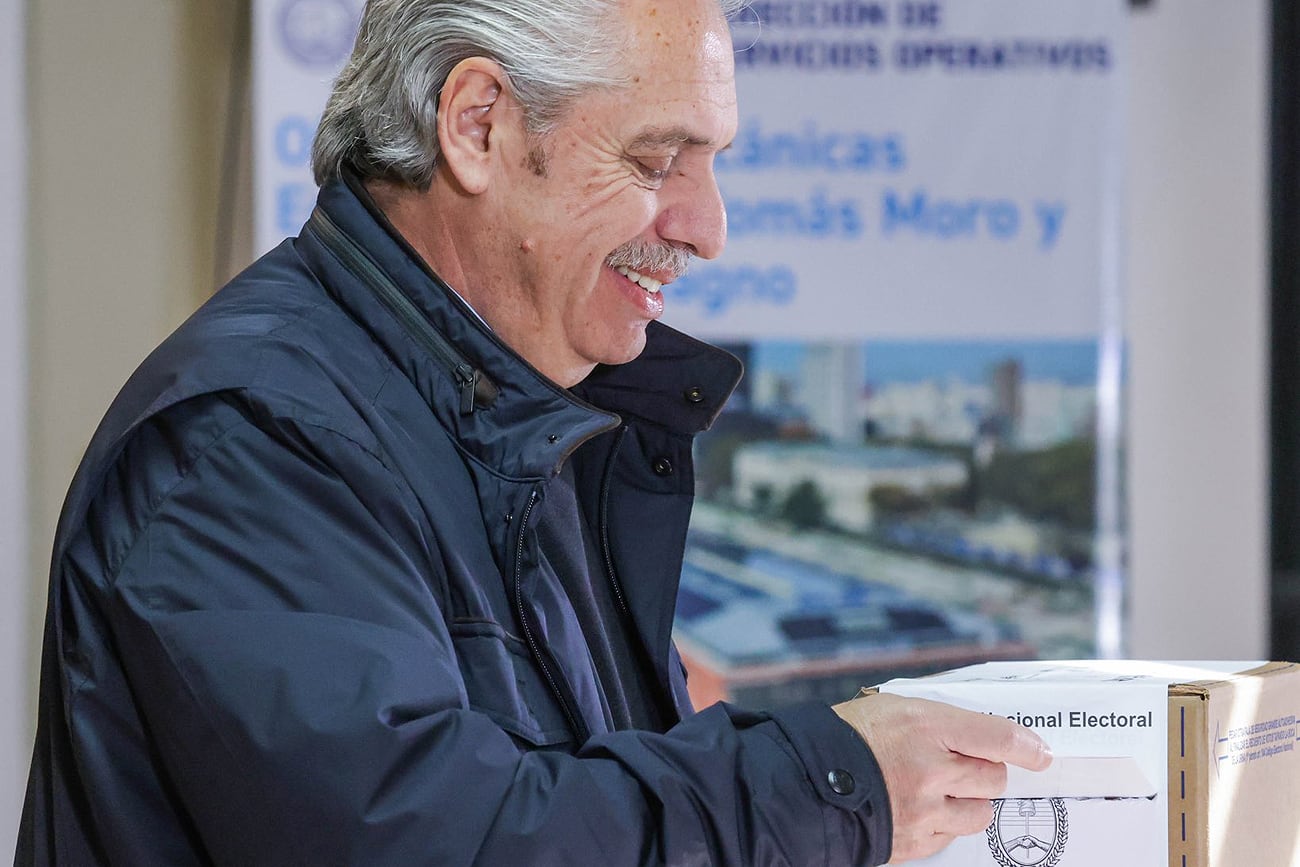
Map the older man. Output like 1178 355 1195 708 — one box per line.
19 0 1049 864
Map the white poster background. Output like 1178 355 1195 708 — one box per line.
666 0 1125 340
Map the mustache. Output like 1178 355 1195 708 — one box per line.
605 239 693 281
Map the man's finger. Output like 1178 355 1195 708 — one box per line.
941 709 1053 771
943 795 996 836
946 755 1008 800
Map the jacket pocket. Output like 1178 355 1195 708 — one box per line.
448 619 574 749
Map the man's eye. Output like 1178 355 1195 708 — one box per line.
635 157 675 184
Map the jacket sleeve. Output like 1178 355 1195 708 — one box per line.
94 402 892 866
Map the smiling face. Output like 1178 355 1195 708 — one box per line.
438 0 738 387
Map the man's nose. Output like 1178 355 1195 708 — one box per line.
656 168 727 260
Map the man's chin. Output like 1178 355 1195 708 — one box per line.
591 329 650 370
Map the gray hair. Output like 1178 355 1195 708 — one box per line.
311 0 747 189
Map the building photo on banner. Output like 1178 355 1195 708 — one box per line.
255 0 1127 709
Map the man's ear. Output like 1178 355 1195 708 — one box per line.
436 57 515 195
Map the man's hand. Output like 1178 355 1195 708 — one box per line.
833 692 1052 864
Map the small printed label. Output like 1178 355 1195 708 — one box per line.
1217 714 1298 767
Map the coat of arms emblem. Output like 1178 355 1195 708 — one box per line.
986 798 1069 867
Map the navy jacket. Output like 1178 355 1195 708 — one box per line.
18 178 891 865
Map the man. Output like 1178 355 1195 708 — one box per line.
19 0 1050 864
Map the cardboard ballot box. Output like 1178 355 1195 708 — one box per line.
876 660 1300 867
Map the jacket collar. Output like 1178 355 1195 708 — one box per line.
295 176 741 478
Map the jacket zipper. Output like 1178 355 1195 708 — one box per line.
597 427 632 615
513 487 590 744
308 207 487 415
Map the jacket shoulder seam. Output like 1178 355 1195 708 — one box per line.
98 407 407 590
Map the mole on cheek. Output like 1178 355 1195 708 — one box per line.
520 238 536 253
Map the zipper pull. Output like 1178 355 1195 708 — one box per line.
455 363 477 415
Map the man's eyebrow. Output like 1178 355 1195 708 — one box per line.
629 126 722 150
